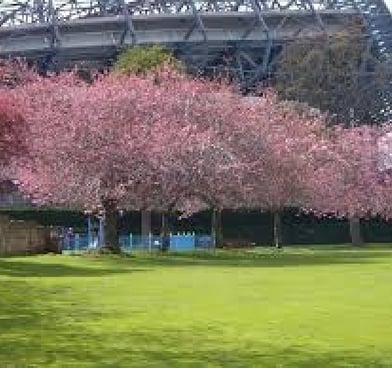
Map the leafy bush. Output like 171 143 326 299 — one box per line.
113 45 183 75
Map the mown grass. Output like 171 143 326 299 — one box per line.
1 246 392 367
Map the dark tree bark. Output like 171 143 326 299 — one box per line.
216 209 223 248
349 216 364 246
160 211 170 252
211 208 223 249
141 210 151 249
273 210 283 249
102 198 120 253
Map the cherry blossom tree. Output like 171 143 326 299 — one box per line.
370 126 392 221
14 71 187 252
230 93 329 248
153 85 332 249
11 62 345 251
304 125 381 245
0 91 28 177
0 59 38 89
152 85 332 249
13 66 239 251
0 60 36 180
138 72 244 248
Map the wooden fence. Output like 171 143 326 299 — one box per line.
0 215 57 256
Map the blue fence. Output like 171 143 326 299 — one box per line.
61 232 213 252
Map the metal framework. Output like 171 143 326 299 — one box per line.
0 0 391 112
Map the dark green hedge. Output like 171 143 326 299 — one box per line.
0 208 86 229
2 208 392 245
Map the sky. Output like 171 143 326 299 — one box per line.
387 0 392 11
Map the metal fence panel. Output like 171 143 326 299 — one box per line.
61 232 213 252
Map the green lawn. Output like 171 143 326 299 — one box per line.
1 247 392 367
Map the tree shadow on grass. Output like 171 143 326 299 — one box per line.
62 337 391 368
101 249 392 269
0 259 148 278
1 311 391 368
1 248 392 278
1 278 391 367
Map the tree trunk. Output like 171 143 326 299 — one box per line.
160 211 170 252
102 198 120 253
273 210 283 249
349 216 364 246
141 210 151 249
216 209 223 248
211 208 223 249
